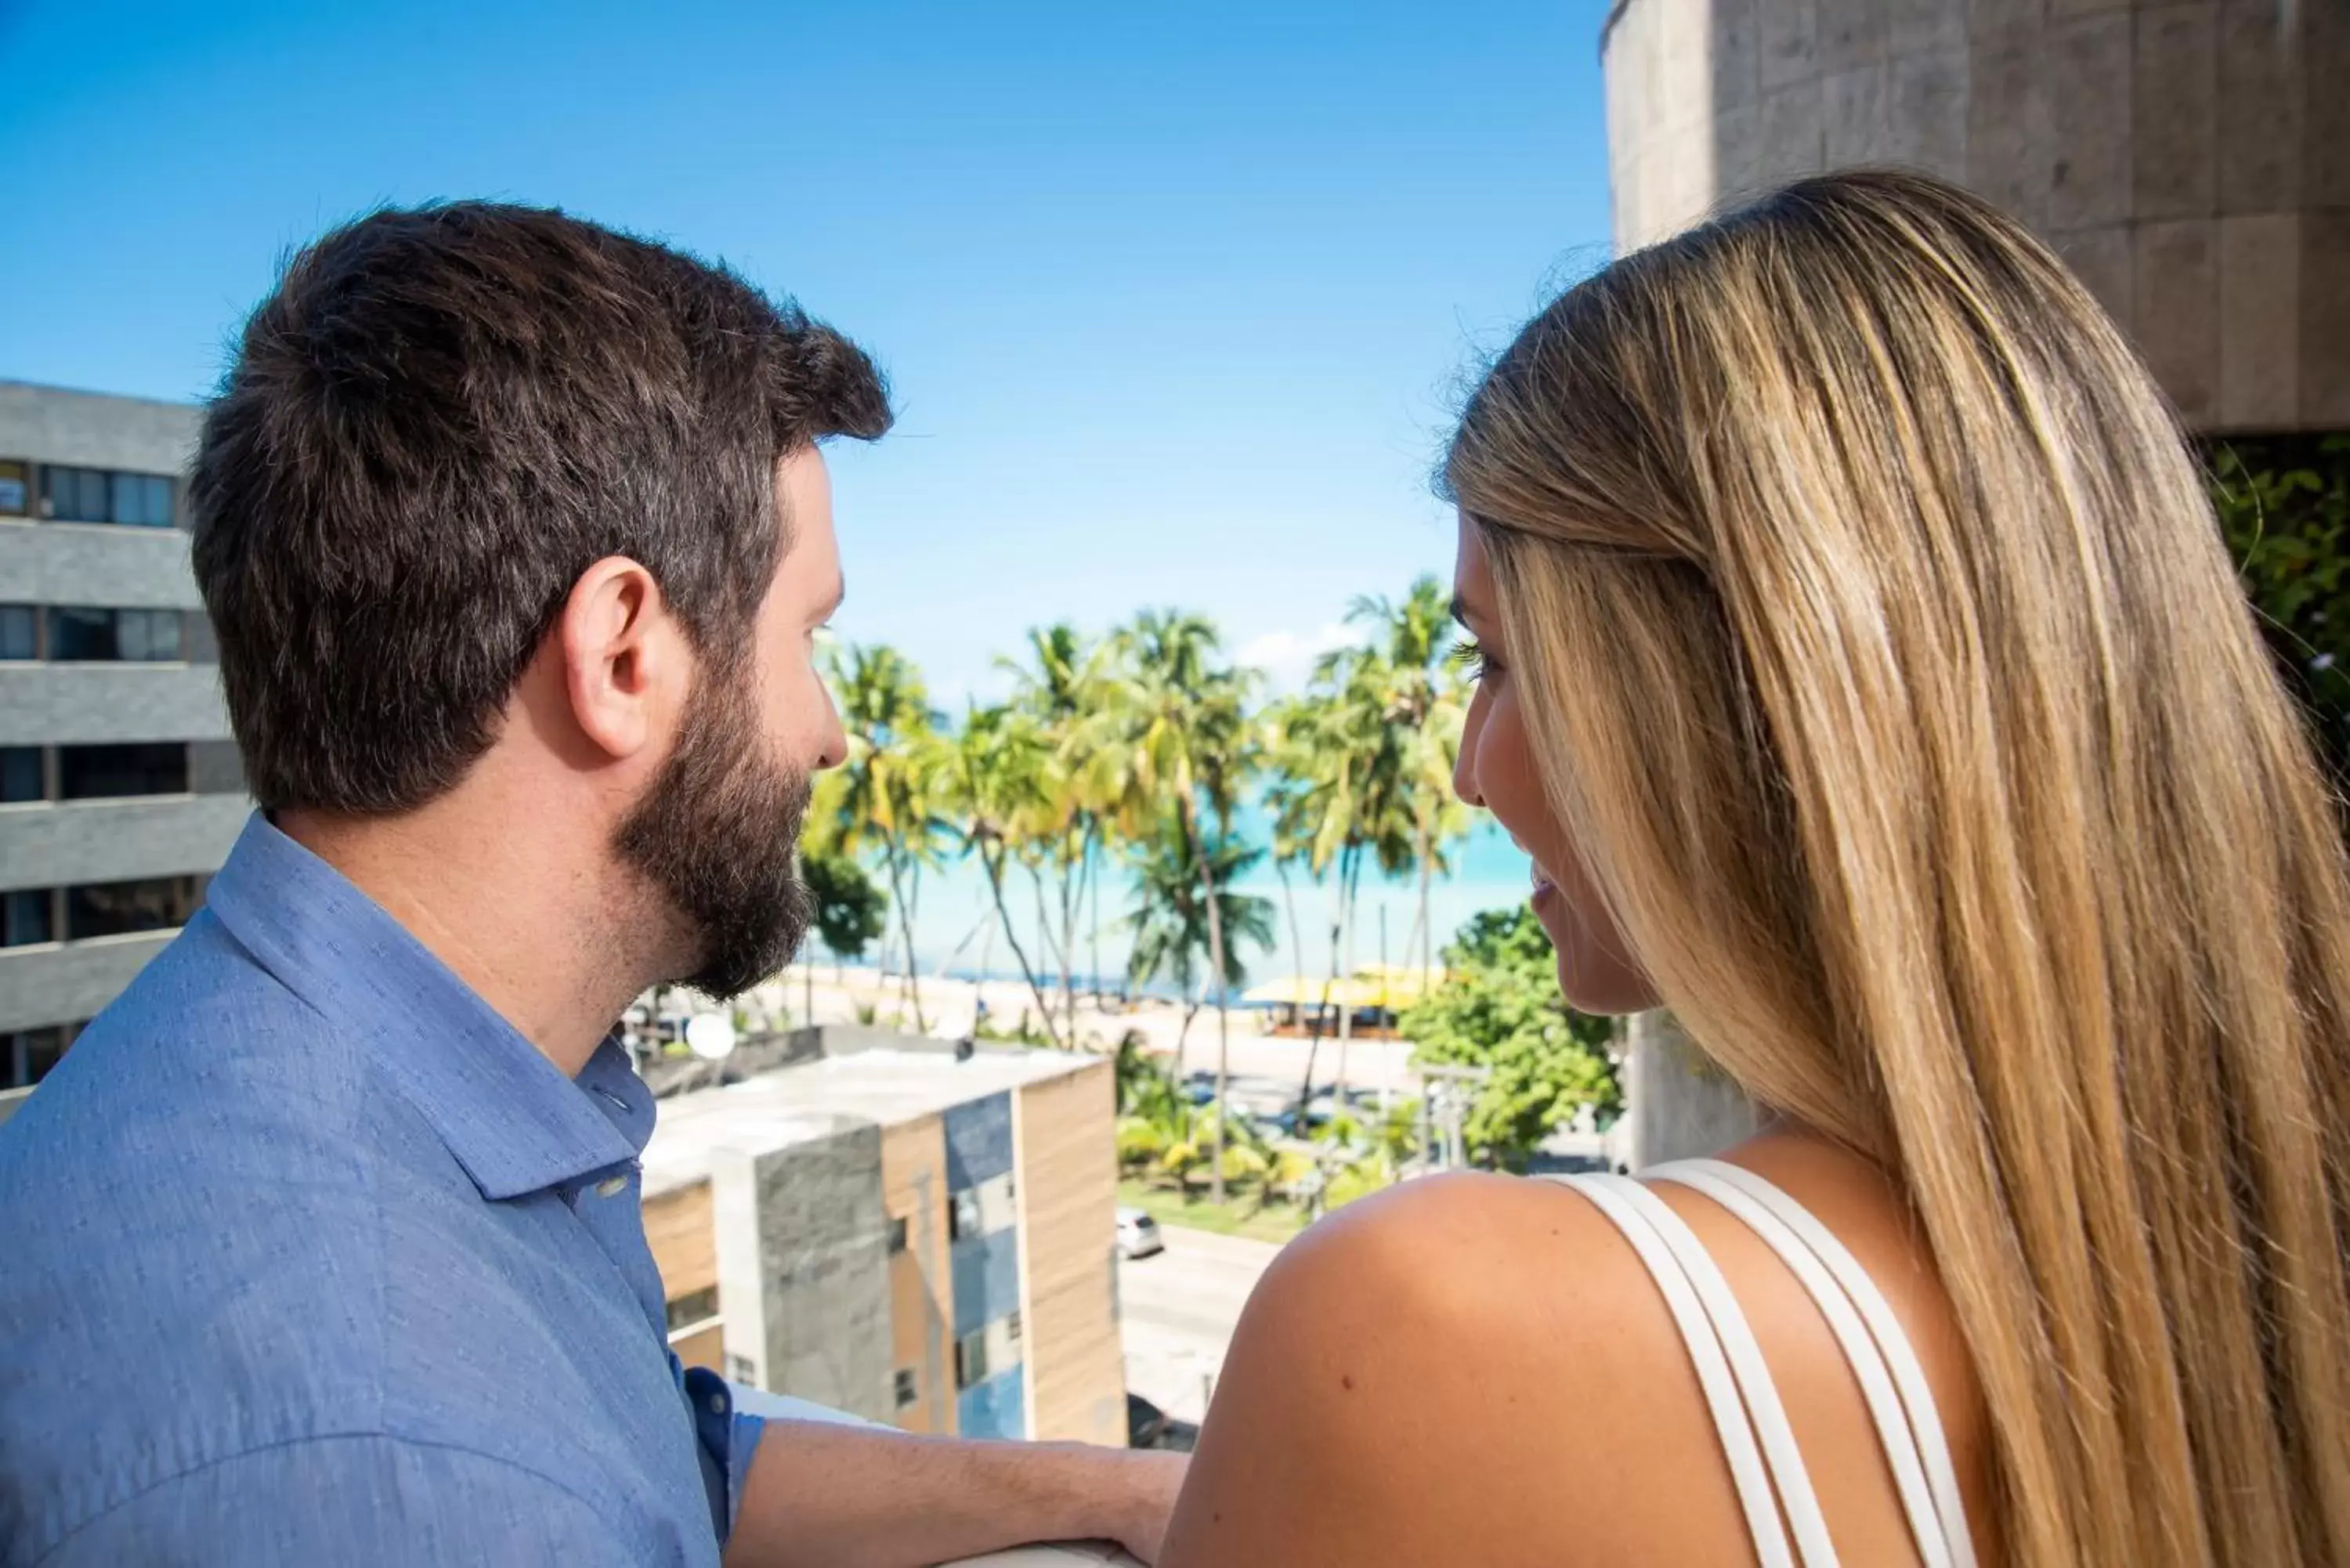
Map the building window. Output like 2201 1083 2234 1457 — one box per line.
888 1216 909 1254
46 607 183 663
5 1022 81 1089
949 1188 983 1243
1006 1309 1022 1346
0 749 40 804
664 1285 720 1333
895 1368 919 1408
955 1330 989 1391
0 606 34 660
2 891 52 948
41 466 172 527
0 461 26 516
63 876 201 941
58 742 188 800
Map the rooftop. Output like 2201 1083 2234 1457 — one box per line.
642 1035 1101 1198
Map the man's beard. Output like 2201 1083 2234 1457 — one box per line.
613 663 813 1001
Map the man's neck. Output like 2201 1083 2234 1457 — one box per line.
275 800 653 1078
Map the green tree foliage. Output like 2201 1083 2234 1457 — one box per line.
801 851 886 963
1123 815 1277 1002
2210 435 2350 784
822 642 951 1030
1401 905 1618 1171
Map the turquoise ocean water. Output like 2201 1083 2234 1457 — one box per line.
862 802 1531 994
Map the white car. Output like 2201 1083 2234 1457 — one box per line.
1115 1207 1164 1259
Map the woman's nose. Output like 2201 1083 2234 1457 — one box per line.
1452 733 1481 807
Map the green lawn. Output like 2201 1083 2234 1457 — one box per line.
1119 1179 1313 1246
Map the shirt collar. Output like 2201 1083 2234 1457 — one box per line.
205 813 649 1201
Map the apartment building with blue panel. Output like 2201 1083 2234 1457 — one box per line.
641 1028 1127 1448
945 1091 1027 1438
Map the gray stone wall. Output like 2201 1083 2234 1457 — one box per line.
0 795 248 895
0 522 207 611
0 382 201 475
0 934 175 1035
0 666 230 747
1618 1009 1761 1169
0 382 235 1046
712 1117 896 1423
1603 0 2350 432
1600 0 2349 1147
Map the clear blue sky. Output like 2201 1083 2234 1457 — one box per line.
2 0 1616 974
0 0 1615 706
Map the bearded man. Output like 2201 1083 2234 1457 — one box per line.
0 204 1180 1568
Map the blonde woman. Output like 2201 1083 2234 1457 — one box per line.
1157 169 2350 1567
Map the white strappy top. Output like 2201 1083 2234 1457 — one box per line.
1545 1160 1979 1568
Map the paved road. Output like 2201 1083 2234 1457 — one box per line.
1117 1223 1283 1429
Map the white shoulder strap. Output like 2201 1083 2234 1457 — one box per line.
1555 1174 1838 1566
1651 1159 1979 1568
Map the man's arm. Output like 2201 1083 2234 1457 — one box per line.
725 1420 1187 1568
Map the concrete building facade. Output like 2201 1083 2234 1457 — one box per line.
640 1030 1128 1448
1603 0 2350 433
0 382 241 1089
1599 0 2349 1161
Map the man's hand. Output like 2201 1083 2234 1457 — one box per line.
728 1422 1191 1568
1071 1446 1188 1564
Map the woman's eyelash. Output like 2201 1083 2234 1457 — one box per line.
1448 638 1488 677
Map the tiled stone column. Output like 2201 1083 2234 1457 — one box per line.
1601 0 2350 431
1621 1010 1760 1169
1600 0 2350 1146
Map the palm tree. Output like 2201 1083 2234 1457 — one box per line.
1288 641 1408 1102
1345 576 1473 989
1123 811 1275 1059
1263 694 1343 1114
1093 609 1259 1202
1260 699 1318 1005
938 702 1068 1047
1000 622 1112 1044
825 643 949 1033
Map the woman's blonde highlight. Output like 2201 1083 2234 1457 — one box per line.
1448 169 2350 1566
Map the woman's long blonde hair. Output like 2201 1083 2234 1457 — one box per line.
1447 168 2350 1566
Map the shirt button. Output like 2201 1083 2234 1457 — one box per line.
595 1174 629 1198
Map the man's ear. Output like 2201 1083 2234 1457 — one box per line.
558 557 679 762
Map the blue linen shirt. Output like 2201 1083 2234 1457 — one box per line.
0 815 762 1566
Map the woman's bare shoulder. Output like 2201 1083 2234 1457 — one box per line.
1156 1140 1997 1568
1155 1170 1759 1567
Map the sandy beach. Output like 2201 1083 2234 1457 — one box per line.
713 963 1421 1104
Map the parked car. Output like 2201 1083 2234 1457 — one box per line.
1115 1206 1164 1259
1126 1393 1171 1450
1126 1393 1198 1454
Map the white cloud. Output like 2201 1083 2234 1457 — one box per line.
1236 622 1364 693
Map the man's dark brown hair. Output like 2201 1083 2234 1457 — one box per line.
190 202 891 815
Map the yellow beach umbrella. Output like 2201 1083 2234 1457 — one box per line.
1242 967 1451 1010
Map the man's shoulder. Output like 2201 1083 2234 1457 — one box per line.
6 909 336 1108
0 916 455 1550
0 911 385 1225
